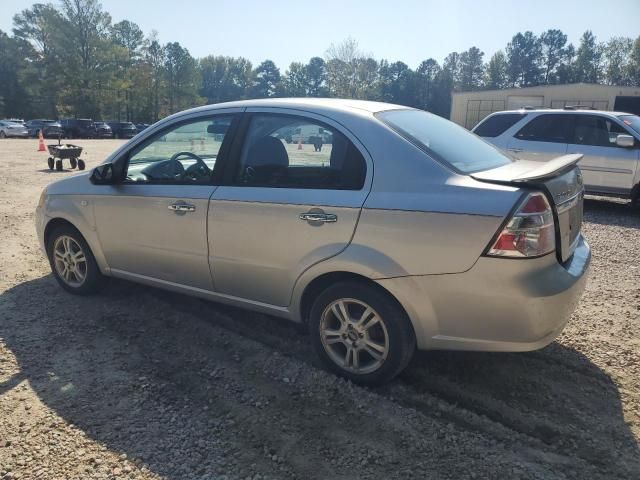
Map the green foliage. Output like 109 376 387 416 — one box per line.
3 1 640 122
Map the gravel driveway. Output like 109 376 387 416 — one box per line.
0 139 638 479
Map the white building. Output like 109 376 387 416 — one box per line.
450 83 640 129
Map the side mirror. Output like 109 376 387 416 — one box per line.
90 162 115 184
615 134 635 148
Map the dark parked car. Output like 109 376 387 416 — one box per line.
135 123 150 134
94 122 113 138
107 121 137 139
60 118 96 138
25 119 63 138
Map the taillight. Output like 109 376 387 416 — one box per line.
487 192 555 258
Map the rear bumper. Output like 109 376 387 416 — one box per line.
5 132 29 138
376 235 591 351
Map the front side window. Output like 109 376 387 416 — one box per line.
377 109 512 174
515 114 573 143
233 114 366 190
125 116 234 184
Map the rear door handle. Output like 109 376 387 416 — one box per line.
508 148 523 153
299 212 337 223
168 202 196 212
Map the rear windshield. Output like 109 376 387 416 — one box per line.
619 115 640 135
377 109 512 174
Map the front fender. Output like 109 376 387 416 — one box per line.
43 195 110 275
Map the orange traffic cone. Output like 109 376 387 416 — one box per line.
37 130 46 152
297 137 303 150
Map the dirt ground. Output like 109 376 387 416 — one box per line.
0 139 638 480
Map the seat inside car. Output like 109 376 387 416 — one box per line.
242 135 289 183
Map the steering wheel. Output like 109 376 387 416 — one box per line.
169 151 210 180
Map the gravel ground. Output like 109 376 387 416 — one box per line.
0 139 638 479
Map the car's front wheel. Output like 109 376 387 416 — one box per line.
309 282 415 385
46 225 104 294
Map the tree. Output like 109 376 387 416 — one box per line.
164 42 201 113
574 30 603 83
603 37 633 86
200 55 252 104
630 36 640 86
12 3 64 117
0 30 33 117
282 62 308 97
251 60 280 98
485 51 508 89
506 31 542 87
540 29 570 84
459 46 484 91
58 0 113 116
305 57 327 96
415 58 440 110
443 52 461 90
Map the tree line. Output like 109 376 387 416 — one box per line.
1 0 639 123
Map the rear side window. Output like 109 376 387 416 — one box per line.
377 109 512 174
233 114 366 190
515 114 573 143
474 113 526 137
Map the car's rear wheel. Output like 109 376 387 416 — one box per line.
309 281 415 385
0 131 5 139
46 225 105 295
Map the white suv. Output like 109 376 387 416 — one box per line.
473 109 640 205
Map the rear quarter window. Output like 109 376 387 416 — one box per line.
473 113 526 137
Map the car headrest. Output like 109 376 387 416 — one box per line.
246 136 289 168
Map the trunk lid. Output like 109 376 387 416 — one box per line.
471 154 584 263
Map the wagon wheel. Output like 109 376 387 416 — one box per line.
77 159 86 171
47 157 54 170
70 158 77 169
55 159 63 171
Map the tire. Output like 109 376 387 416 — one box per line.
55 160 62 171
309 281 416 386
46 225 105 295
0 131 5 139
69 158 77 169
47 157 54 170
77 159 85 170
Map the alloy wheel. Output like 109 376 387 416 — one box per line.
53 235 87 287
319 298 389 374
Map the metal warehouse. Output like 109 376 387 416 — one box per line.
450 83 640 129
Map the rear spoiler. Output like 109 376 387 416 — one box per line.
471 154 583 183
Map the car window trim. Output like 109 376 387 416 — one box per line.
117 113 241 187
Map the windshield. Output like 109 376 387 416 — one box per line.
619 115 640 135
376 109 513 174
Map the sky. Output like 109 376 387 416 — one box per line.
1 0 639 69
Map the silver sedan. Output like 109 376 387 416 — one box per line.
35 98 591 385
0 120 29 138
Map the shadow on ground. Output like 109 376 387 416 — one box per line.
1 275 638 478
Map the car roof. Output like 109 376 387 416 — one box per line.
177 97 409 116
490 108 633 118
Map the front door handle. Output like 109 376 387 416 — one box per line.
299 212 338 223
508 148 523 153
168 202 196 212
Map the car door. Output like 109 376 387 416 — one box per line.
208 110 372 307
93 112 240 290
567 114 639 193
507 114 571 162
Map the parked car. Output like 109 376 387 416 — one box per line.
1 118 25 125
25 119 63 138
94 122 113 138
60 118 97 138
35 98 590 385
0 120 29 138
135 123 150 134
107 121 137 139
473 108 640 206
